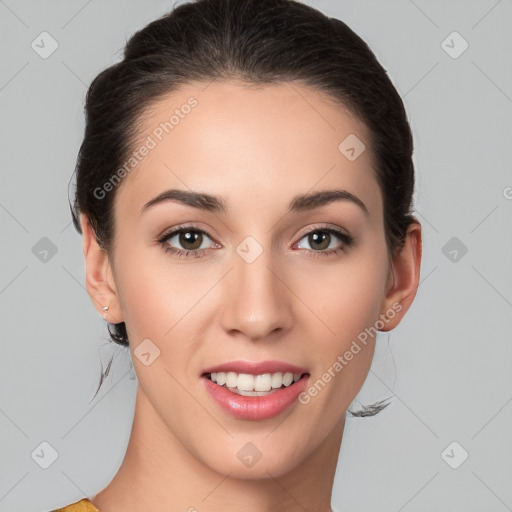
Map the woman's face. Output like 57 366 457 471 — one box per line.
90 80 412 477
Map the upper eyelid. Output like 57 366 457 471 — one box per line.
159 222 211 237
295 223 351 239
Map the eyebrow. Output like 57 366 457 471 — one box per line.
139 188 369 216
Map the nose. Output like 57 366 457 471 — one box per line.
220 244 294 341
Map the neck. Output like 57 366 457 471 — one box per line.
90 385 343 512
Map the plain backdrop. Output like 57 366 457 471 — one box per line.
1 1 511 511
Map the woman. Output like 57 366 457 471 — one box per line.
52 0 421 510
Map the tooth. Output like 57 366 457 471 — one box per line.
209 370 304 390
282 372 293 386
237 389 278 396
226 371 238 388
236 373 255 391
271 372 283 389
254 373 272 392
237 389 256 396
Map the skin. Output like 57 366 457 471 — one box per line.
81 80 422 512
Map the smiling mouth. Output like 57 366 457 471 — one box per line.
203 371 309 396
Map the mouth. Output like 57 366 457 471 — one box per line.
202 370 309 396
200 361 310 420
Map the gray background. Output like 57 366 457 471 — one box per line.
1 0 511 511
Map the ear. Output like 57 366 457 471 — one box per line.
378 221 422 331
80 213 124 324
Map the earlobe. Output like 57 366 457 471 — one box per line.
79 213 123 324
379 221 422 332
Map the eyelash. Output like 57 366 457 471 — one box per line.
157 224 355 259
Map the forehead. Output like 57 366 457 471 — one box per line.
114 80 381 222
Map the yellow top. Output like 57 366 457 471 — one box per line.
51 498 100 512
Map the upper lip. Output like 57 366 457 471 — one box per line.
202 360 309 376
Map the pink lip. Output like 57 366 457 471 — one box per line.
202 360 309 376
202 374 310 421
200 360 310 421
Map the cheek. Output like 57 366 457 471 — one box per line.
112 242 202 341
298 243 389 408
111 244 221 407
308 248 389 347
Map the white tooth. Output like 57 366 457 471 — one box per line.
254 373 272 392
211 370 301 390
282 372 294 386
236 389 255 396
236 373 255 391
237 388 279 396
226 371 238 388
271 372 283 388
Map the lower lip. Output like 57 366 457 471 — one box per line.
202 375 309 421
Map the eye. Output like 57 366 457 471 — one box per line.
157 225 218 258
157 224 354 259
294 227 354 258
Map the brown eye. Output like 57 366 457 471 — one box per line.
176 230 204 250
158 226 216 257
294 227 355 258
307 231 331 251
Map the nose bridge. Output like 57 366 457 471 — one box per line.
221 236 292 340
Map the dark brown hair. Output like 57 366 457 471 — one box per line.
71 0 415 414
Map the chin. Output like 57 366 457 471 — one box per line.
190 430 314 480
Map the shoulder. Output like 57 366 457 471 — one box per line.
50 497 100 512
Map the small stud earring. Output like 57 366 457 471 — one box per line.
102 305 109 320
